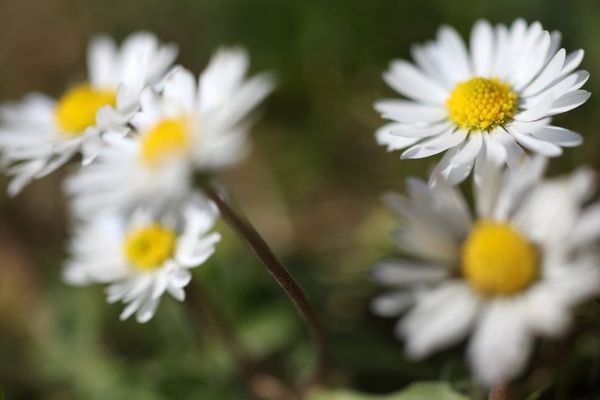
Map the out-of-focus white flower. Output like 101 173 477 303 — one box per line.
64 195 220 323
375 19 589 184
371 156 600 386
65 48 274 217
0 32 177 195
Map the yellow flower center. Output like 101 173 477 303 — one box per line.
447 77 518 131
124 224 177 271
140 118 190 167
55 83 116 135
461 220 538 296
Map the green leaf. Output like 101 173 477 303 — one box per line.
525 385 550 400
311 382 469 400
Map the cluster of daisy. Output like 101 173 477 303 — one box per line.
372 19 600 387
0 19 598 391
0 32 273 322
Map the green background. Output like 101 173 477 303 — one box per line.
0 0 599 398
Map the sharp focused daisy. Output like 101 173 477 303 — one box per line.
65 48 274 217
375 19 590 184
64 196 220 323
0 32 177 195
371 157 600 385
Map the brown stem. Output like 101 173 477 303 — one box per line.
488 383 507 400
198 179 330 388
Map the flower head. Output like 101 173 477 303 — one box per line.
0 32 177 195
371 157 600 385
375 20 589 184
65 48 274 217
64 195 220 323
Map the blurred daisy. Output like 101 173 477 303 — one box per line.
375 19 590 184
64 196 220 323
371 157 600 385
0 32 177 195
66 48 274 217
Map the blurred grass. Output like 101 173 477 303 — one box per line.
1 0 600 399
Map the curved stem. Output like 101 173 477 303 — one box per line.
198 179 330 387
488 384 507 400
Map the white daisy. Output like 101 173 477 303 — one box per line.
0 32 177 195
375 19 590 184
371 157 600 386
64 195 220 323
65 48 274 217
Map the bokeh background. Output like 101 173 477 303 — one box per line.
1 0 600 399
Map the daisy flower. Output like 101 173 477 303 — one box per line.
375 19 590 184
371 157 600 385
0 32 177 195
64 196 220 323
65 48 274 217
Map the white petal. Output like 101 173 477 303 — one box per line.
389 122 452 139
550 90 591 115
515 95 554 122
523 71 589 108
492 156 546 220
371 291 414 317
410 43 453 89
436 135 483 185
492 129 526 168
428 147 466 185
468 301 533 386
449 134 482 166
514 31 551 91
521 285 570 337
374 99 446 124
437 25 471 81
529 126 582 147
136 296 160 323
376 123 420 151
482 133 507 166
88 35 117 88
167 282 186 301
522 49 565 97
490 24 510 77
562 49 584 76
401 282 478 359
119 295 145 321
474 153 502 218
570 204 600 247
470 20 494 77
385 192 464 263
169 268 192 287
371 260 449 286
401 129 466 159
162 67 197 115
383 60 448 104
508 127 562 157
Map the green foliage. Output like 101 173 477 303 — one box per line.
311 382 468 400
0 0 599 399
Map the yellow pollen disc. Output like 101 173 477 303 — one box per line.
55 83 116 135
141 118 190 167
461 220 538 296
124 224 176 271
447 77 518 131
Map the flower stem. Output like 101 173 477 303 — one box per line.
198 179 330 387
488 384 507 400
